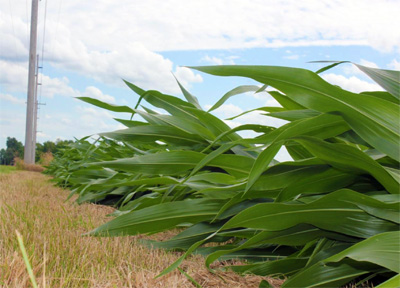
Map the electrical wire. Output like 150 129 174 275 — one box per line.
25 0 30 45
7 0 19 59
51 0 63 58
40 0 48 69
38 0 49 129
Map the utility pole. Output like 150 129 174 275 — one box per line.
24 0 39 164
32 54 40 160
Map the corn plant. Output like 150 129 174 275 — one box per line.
47 62 400 287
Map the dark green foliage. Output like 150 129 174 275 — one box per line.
0 137 24 165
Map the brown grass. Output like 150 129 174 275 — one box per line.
38 152 54 166
14 158 45 172
0 171 281 288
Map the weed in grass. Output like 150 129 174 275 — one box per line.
0 165 16 174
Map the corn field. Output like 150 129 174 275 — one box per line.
45 62 400 287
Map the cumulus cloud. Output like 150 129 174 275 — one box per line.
40 74 80 98
0 60 28 92
322 73 383 93
388 59 400 70
2 0 398 149
84 86 115 103
44 0 398 52
0 93 25 105
201 55 238 65
173 67 203 88
201 55 224 65
3 0 399 98
284 54 300 60
0 60 79 98
35 106 124 143
359 59 379 68
283 50 300 60
0 10 29 61
0 61 116 101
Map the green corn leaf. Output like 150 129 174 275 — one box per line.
77 97 134 113
208 85 260 112
282 258 375 288
294 136 399 194
268 90 306 110
173 74 202 110
276 167 357 202
221 189 399 238
189 65 400 161
283 232 400 287
375 274 400 288
245 142 282 193
325 231 400 272
355 64 400 100
100 125 207 145
93 150 254 176
89 198 224 236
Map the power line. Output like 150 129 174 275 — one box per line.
51 0 63 58
7 0 18 59
26 0 30 45
40 0 48 68
37 0 48 126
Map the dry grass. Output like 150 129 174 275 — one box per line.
14 158 44 172
38 152 54 167
0 171 280 288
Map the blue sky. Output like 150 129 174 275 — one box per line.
1 0 399 161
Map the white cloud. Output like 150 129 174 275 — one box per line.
359 59 379 69
201 55 238 65
84 86 115 103
0 10 29 61
40 74 79 98
61 118 71 125
246 90 281 107
173 67 203 88
283 50 300 60
0 60 79 98
37 106 124 142
201 55 224 65
4 1 400 56
0 111 26 148
0 93 25 105
2 0 399 100
204 55 223 65
2 0 399 151
77 106 113 119
322 73 383 93
36 132 48 138
342 59 380 76
284 54 300 60
388 59 400 70
0 60 28 92
47 0 398 52
211 103 243 117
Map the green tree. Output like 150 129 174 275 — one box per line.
0 137 24 165
42 141 56 153
35 139 74 162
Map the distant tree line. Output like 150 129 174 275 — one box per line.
0 137 73 165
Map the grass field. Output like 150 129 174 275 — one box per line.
0 165 16 174
0 171 278 288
